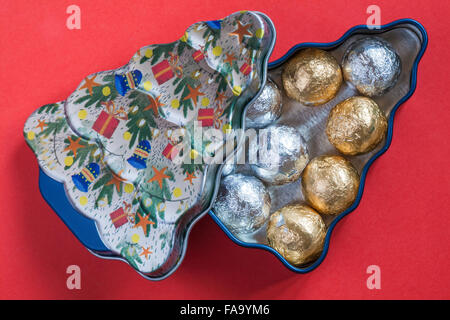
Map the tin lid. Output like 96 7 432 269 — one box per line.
24 11 276 280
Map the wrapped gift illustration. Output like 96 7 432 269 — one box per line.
92 101 127 139
198 108 214 127
162 142 180 161
110 207 129 229
240 62 252 76
152 60 174 85
192 50 205 62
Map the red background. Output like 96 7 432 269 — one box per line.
1 0 449 299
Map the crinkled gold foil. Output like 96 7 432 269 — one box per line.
281 48 342 106
267 204 326 266
326 96 387 155
301 155 360 215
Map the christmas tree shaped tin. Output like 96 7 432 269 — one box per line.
24 11 276 280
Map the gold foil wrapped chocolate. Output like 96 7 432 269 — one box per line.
301 155 360 215
326 96 388 155
342 37 401 97
282 48 342 106
267 204 326 266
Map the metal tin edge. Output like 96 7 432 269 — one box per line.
208 18 429 273
35 11 278 281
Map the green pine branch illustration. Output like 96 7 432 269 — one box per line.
176 41 190 57
38 117 68 138
160 232 168 250
139 166 175 221
92 171 123 208
126 90 159 148
63 135 101 169
132 195 159 231
38 103 60 115
173 76 197 118
202 26 220 50
180 125 209 174
214 72 228 93
246 35 262 54
141 42 176 65
117 241 143 269
74 74 118 109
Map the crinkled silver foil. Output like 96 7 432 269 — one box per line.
245 79 282 128
342 37 401 97
213 174 271 234
250 124 309 185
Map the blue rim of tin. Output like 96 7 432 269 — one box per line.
39 169 111 253
208 18 428 273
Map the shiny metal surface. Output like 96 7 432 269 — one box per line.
245 79 283 128
250 124 309 185
342 37 401 97
214 174 271 234
326 96 387 155
301 155 360 215
282 48 343 106
267 204 326 266
214 23 424 256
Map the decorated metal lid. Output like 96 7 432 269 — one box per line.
24 11 275 279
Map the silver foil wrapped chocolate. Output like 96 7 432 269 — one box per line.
213 174 271 234
245 79 282 128
342 37 401 97
250 124 309 185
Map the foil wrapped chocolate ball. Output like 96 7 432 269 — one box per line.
250 124 309 185
282 48 343 106
213 174 271 234
301 155 360 215
342 37 401 97
267 204 326 266
326 96 388 155
245 79 282 128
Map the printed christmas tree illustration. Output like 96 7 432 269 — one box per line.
24 10 274 277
